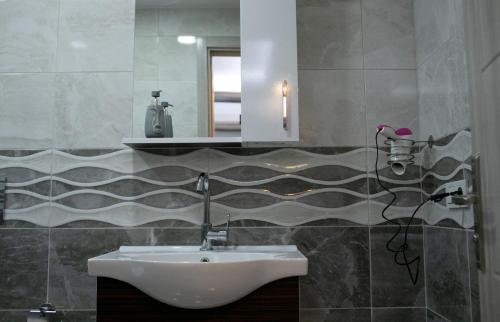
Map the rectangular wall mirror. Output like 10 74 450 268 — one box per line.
133 0 241 139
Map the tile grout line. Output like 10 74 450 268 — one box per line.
419 143 429 322
46 149 56 305
358 0 374 319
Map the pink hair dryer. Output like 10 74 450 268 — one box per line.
377 125 414 176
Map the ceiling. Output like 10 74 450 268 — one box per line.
136 0 240 9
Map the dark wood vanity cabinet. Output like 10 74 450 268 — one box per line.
96 277 299 322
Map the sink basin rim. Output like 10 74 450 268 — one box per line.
87 245 308 309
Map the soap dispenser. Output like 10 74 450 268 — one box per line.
145 90 166 138
161 101 174 138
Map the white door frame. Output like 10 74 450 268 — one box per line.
464 0 500 321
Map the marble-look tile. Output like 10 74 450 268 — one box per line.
362 0 416 69
365 70 418 140
134 37 160 81
425 227 471 322
53 72 133 149
230 227 370 308
211 177 367 197
158 9 240 37
57 0 135 72
0 0 58 72
299 70 365 146
427 309 450 322
0 229 49 309
467 231 481 322
371 226 425 307
372 308 426 322
158 37 197 82
215 192 280 209
48 228 151 309
300 308 371 322
297 0 363 69
477 0 500 67
135 9 159 37
0 73 55 149
296 227 370 308
229 227 293 246
58 310 97 322
0 310 96 322
414 0 455 65
0 311 25 322
152 228 200 246
418 37 470 141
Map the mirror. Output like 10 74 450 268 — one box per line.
133 0 241 139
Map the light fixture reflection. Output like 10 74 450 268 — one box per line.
177 36 196 45
282 80 289 129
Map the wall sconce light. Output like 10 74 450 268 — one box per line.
282 80 288 129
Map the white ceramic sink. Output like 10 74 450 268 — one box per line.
88 245 308 309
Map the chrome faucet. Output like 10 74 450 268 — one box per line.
195 173 230 251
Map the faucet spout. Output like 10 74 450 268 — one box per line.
195 172 230 251
196 173 211 248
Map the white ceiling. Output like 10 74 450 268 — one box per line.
136 0 240 9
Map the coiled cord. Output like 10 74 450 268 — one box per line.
375 130 426 285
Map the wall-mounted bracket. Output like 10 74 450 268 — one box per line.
427 135 434 149
471 155 485 271
0 178 6 225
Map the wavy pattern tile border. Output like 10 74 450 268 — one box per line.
420 130 473 228
1 140 470 227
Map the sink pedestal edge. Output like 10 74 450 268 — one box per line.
96 277 299 322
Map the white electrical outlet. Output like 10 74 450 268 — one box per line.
444 180 467 208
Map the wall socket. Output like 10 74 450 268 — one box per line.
445 180 467 209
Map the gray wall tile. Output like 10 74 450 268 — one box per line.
0 74 55 149
425 227 471 322
0 311 25 322
295 227 370 308
372 308 426 322
56 0 135 72
0 310 96 322
365 70 418 140
0 0 58 72
48 229 151 309
414 0 455 66
0 229 49 309
300 308 371 322
371 226 425 307
467 231 481 322
230 227 370 309
299 70 366 146
427 309 451 322
297 0 363 69
53 72 133 149
362 0 416 69
417 38 470 140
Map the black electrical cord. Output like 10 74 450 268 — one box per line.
374 130 464 285
375 130 425 285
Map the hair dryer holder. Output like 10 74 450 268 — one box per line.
384 138 416 176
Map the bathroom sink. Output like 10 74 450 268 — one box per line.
88 245 308 309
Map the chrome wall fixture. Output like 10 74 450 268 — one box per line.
282 80 288 129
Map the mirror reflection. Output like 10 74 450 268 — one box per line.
133 0 241 139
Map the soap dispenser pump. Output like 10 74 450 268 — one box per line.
145 90 166 138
